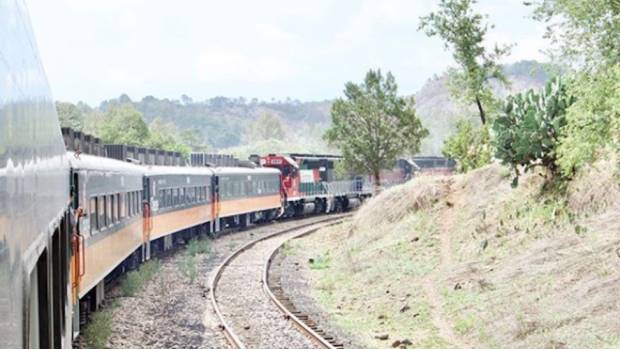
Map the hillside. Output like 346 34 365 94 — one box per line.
96 60 552 156
290 156 620 347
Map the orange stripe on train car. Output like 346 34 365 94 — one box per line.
149 203 213 240
218 195 281 217
79 218 143 298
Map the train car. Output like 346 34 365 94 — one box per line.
68 152 145 326
145 166 214 251
214 167 281 228
0 2 73 347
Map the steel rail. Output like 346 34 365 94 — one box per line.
209 214 349 349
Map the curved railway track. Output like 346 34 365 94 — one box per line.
210 215 348 348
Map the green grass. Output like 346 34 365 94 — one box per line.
308 253 331 270
187 237 211 257
82 300 119 348
121 259 161 297
178 255 198 283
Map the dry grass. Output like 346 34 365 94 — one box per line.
295 161 620 348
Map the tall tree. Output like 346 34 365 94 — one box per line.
98 104 150 146
419 0 511 124
324 69 428 190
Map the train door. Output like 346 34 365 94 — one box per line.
142 177 152 260
211 176 220 232
69 170 85 340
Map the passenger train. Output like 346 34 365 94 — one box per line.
0 3 370 347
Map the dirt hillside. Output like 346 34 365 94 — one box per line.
292 158 620 348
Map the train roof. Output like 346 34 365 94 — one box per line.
213 166 280 176
145 165 215 176
67 151 144 174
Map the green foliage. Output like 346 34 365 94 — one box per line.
120 260 161 297
178 255 198 284
179 128 208 152
309 254 331 270
324 69 428 184
82 307 114 348
98 104 150 146
245 113 286 143
493 77 576 185
187 238 211 257
557 65 620 176
146 118 191 158
442 120 492 173
529 0 620 69
56 101 84 130
419 0 511 124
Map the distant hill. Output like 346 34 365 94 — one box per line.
97 60 555 156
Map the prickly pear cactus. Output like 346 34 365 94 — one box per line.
493 77 576 186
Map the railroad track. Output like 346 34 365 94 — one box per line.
210 214 348 349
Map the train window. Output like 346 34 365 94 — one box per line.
166 189 171 207
107 195 113 226
182 188 187 204
172 188 178 206
137 191 142 213
101 195 108 227
127 192 131 215
111 194 117 224
90 197 97 232
118 193 125 220
98 196 105 230
159 190 166 208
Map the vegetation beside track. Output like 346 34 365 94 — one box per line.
293 158 620 348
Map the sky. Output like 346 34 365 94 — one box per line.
26 0 548 105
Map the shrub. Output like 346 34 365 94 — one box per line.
442 120 492 173
493 77 576 186
120 259 161 297
557 65 620 176
187 238 211 257
179 255 198 283
82 308 113 348
121 270 142 297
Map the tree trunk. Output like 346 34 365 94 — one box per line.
373 169 381 195
475 95 486 125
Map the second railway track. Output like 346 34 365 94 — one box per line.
211 215 348 348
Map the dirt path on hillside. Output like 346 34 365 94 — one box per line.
423 178 471 348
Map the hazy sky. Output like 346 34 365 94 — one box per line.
27 0 547 105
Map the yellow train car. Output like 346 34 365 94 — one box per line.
214 167 281 229
68 152 145 328
144 166 214 252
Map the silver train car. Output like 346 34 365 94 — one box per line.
0 1 73 347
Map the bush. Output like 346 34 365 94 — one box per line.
120 259 161 297
442 120 492 173
187 238 210 257
493 77 576 186
178 255 198 283
557 65 620 176
82 308 113 348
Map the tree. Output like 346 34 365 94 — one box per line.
98 104 150 146
245 113 286 143
442 119 492 173
324 69 429 190
180 128 208 152
147 118 191 157
528 0 620 69
419 0 511 124
56 102 84 130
